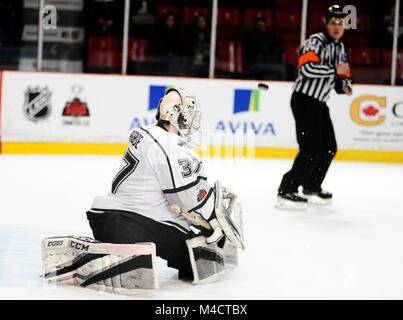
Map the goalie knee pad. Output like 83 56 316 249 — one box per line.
42 236 159 294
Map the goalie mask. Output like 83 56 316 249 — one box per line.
156 87 201 137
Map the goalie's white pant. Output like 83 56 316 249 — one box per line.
42 236 159 294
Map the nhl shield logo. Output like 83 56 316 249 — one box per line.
23 86 52 121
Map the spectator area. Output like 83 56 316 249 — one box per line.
77 0 403 83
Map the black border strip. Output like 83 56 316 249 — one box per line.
162 176 207 194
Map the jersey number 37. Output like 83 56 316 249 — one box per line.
111 149 139 194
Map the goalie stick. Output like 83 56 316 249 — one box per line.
171 204 211 230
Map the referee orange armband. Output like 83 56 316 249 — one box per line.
299 51 320 66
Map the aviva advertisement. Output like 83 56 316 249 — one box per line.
1 71 402 161
129 85 279 140
215 88 276 137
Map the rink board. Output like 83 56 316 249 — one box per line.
1 71 403 163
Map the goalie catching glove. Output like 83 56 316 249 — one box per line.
176 180 244 250
210 180 244 249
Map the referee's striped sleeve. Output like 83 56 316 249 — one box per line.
299 38 335 79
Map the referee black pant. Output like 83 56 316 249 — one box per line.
86 209 193 276
278 91 337 193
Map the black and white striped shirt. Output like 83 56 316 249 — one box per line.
294 32 352 102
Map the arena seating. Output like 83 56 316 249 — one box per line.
84 3 390 83
87 36 121 73
216 40 244 76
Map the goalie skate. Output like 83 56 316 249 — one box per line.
42 236 158 294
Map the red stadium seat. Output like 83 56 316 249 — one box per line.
216 41 243 73
343 32 372 46
88 36 119 52
216 8 242 40
182 7 210 25
284 43 300 66
275 10 301 44
275 0 302 10
155 5 179 21
309 11 325 32
383 49 403 78
309 1 331 11
217 8 241 26
128 38 148 62
276 10 301 29
383 49 403 66
87 36 120 69
351 66 385 84
354 13 371 31
217 28 242 41
87 51 120 68
244 9 274 28
278 32 300 44
348 47 380 66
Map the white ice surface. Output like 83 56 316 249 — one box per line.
0 154 402 300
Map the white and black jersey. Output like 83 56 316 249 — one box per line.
294 31 352 102
90 124 215 234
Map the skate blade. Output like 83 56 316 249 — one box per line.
303 195 332 205
274 197 307 211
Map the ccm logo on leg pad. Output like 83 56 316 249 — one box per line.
70 240 89 251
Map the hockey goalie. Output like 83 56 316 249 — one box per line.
42 87 244 294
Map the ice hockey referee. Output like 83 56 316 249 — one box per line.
276 5 353 210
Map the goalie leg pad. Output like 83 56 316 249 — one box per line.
186 235 238 285
42 236 159 294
